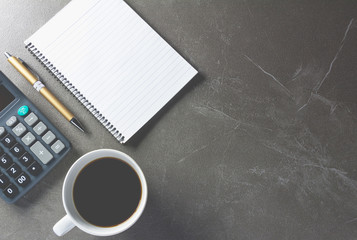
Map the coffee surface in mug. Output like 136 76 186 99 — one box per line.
73 157 142 227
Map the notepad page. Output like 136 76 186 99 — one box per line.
25 0 197 142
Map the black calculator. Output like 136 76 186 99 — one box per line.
0 71 71 203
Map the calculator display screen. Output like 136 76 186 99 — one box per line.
0 84 15 112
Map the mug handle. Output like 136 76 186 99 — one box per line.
53 215 76 236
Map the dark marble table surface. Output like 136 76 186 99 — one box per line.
0 1 356 239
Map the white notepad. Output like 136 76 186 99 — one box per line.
24 0 197 143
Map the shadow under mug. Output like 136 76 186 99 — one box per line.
53 149 148 236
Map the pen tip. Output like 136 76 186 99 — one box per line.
4 52 11 58
70 118 85 132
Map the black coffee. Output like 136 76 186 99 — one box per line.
73 157 142 227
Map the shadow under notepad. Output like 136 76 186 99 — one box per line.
126 73 204 147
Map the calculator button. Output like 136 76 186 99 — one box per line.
7 163 22 178
17 105 29 116
42 131 56 145
19 152 34 167
51 140 65 154
10 144 25 158
16 173 31 187
0 127 6 139
0 154 13 169
12 123 27 137
1 134 16 148
33 122 47 135
30 141 53 164
3 184 19 199
0 174 9 189
6 116 17 127
28 162 42 176
24 112 38 126
21 132 36 146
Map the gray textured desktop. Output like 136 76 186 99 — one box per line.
0 1 357 239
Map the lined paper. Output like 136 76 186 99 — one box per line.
25 0 197 142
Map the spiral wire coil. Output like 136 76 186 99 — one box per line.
25 43 125 143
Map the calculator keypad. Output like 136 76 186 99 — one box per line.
0 154 13 169
42 131 55 145
7 163 22 178
16 173 30 187
30 141 53 164
24 112 38 126
0 127 6 138
6 116 17 127
2 134 16 148
0 174 9 189
28 162 42 176
12 123 27 137
10 144 25 158
4 184 19 199
19 152 33 167
0 106 69 202
51 140 65 154
21 132 36 146
33 122 47 135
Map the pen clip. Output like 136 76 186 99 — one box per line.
18 58 45 91
18 58 40 81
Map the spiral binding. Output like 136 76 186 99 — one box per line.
25 43 125 143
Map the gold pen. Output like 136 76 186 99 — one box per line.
4 52 85 132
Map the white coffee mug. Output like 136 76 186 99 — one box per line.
53 149 148 236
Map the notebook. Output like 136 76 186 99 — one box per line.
24 0 197 143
